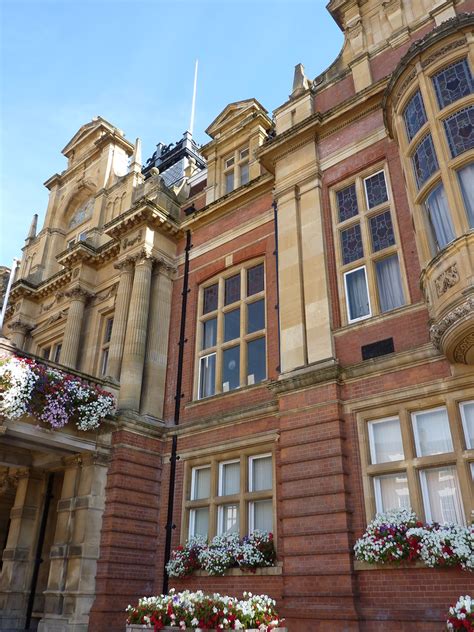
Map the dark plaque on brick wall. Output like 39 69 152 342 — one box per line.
361 337 395 360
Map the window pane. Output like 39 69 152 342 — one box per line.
222 346 240 392
42 347 51 360
369 418 404 464
221 463 240 496
433 59 473 109
225 157 235 168
403 90 427 142
251 456 272 491
100 349 109 376
413 408 453 456
412 133 439 189
345 267 370 321
240 148 249 160
240 162 249 186
458 162 474 228
425 184 456 251
337 184 358 221
225 171 234 193
444 106 474 158
252 500 273 533
247 264 264 296
374 473 410 513
460 401 474 449
199 354 216 398
421 466 465 524
224 308 240 342
248 299 265 333
225 274 241 305
220 461 240 496
190 507 209 538
53 344 62 363
375 255 405 313
202 318 217 349
192 467 211 500
247 337 266 385
104 318 113 343
341 223 363 264
370 210 395 252
365 171 388 209
219 504 239 535
203 283 218 314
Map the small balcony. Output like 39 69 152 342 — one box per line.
421 232 474 364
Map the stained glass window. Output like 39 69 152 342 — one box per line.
432 59 473 110
370 211 396 252
337 184 358 222
341 223 363 265
365 171 389 209
412 134 439 189
443 106 474 158
247 264 264 296
225 274 241 305
403 90 427 142
203 283 218 314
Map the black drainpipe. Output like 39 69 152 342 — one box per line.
272 201 281 373
25 472 54 630
162 229 192 595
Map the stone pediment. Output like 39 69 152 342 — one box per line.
61 116 126 159
205 99 268 139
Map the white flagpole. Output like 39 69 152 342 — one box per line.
189 59 199 136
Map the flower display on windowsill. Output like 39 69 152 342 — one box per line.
0 356 115 431
166 532 276 578
126 589 285 631
354 508 473 571
447 595 473 631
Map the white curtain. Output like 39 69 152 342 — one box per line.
425 184 455 250
375 473 409 513
193 467 211 500
191 507 209 538
221 461 240 496
376 255 405 312
252 456 272 491
458 162 474 228
253 500 273 532
346 267 370 320
413 408 453 456
422 466 464 524
221 504 239 534
461 402 474 449
199 354 216 398
370 418 404 464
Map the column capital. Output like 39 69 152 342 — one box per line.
8 318 33 335
114 257 135 273
64 286 94 303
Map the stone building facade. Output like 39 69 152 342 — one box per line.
1 0 473 630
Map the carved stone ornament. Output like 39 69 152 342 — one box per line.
45 309 68 326
7 318 33 334
64 287 94 302
434 262 459 297
121 229 143 252
93 283 119 305
454 332 474 364
430 296 474 348
72 267 80 279
0 473 19 497
421 39 466 69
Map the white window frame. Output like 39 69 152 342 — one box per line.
190 464 211 501
411 406 453 457
367 416 404 465
218 459 240 497
419 466 465 525
460 400 474 450
363 169 390 210
198 352 217 400
248 453 272 493
343 265 372 324
373 472 409 514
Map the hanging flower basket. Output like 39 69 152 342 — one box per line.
0 356 115 431
126 590 286 631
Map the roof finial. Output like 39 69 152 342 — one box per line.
25 213 38 245
188 59 199 136
129 137 142 174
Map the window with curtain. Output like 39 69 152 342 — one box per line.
197 262 266 399
424 184 456 253
333 168 406 324
186 451 274 540
457 162 474 229
359 400 472 526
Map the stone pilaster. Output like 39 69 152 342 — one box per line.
59 288 90 369
118 253 153 411
0 469 45 631
7 319 32 350
106 260 134 381
140 263 174 418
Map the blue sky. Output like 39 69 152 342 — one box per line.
0 0 343 265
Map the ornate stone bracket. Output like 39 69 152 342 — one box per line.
435 262 459 297
430 296 474 348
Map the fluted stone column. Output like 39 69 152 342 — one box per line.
119 254 153 411
140 263 174 418
59 288 89 369
8 319 31 350
107 260 134 381
0 469 45 631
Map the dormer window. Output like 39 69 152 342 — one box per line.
223 147 250 194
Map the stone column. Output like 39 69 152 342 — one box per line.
140 263 174 418
119 254 153 411
106 260 134 381
7 319 31 350
59 288 90 369
0 469 45 631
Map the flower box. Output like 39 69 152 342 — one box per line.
126 627 288 631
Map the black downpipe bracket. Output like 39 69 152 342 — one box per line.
25 472 54 630
272 201 281 373
163 229 192 594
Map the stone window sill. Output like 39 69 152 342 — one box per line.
191 564 282 577
354 560 432 571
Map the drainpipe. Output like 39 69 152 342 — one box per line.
25 472 54 630
272 202 281 373
162 229 192 594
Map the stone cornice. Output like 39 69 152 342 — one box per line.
56 239 120 269
103 197 181 240
269 360 341 395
